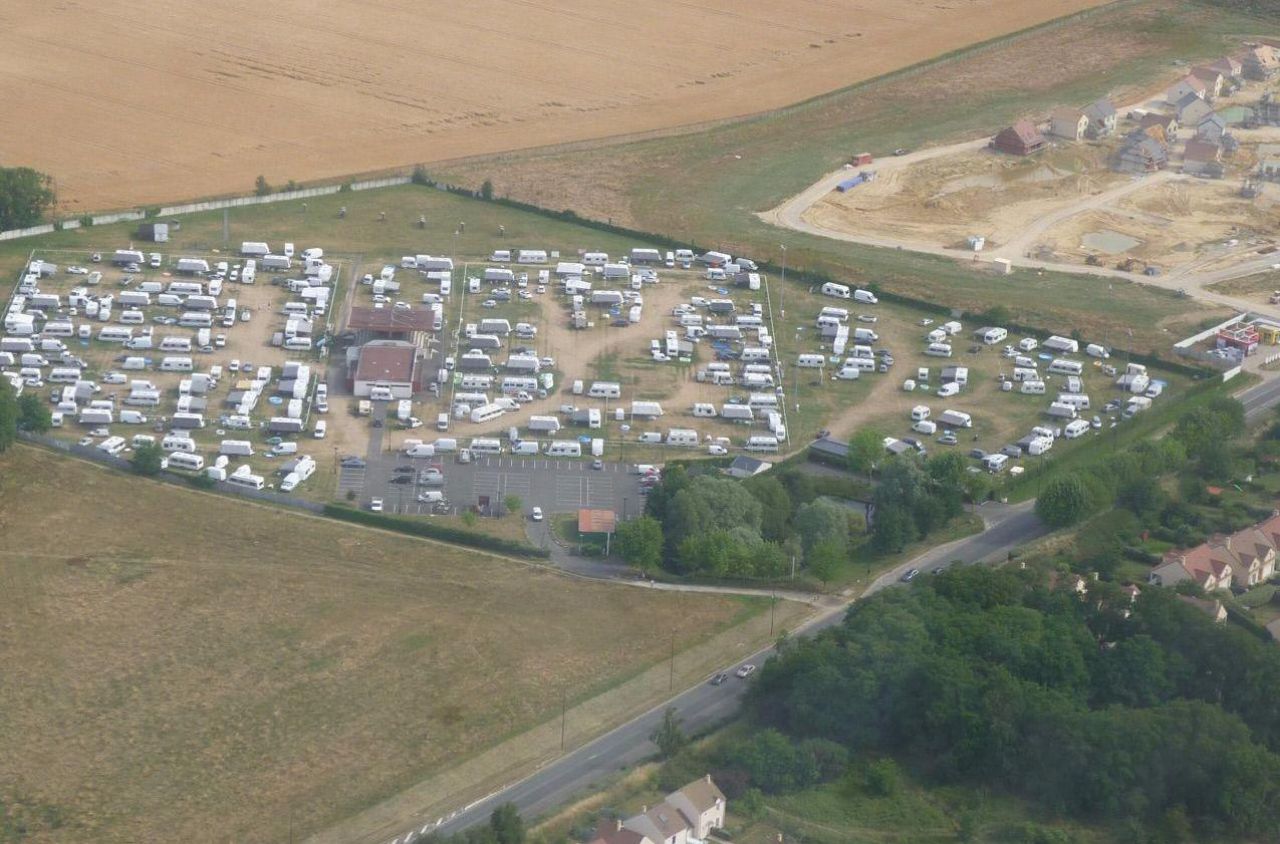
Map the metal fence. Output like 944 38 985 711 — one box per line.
19 432 325 514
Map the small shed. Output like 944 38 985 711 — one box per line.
851 152 873 166
991 120 1046 156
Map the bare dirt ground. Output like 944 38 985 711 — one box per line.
803 144 1126 251
0 0 1108 211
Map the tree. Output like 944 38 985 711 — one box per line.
503 494 523 516
0 166 56 229
489 803 525 844
617 516 663 571
1035 474 1093 527
130 442 164 476
807 539 843 589
0 378 17 453
254 174 271 196
864 758 900 797
794 499 850 556
650 707 687 759
665 476 762 551
845 428 884 479
480 179 495 201
16 393 51 433
747 475 793 542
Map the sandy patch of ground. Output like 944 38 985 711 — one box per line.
0 0 1109 210
803 144 1126 250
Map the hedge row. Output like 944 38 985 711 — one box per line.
323 503 550 558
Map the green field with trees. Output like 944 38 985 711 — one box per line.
742 564 1280 841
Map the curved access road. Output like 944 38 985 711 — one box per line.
347 501 1046 844
759 146 1280 321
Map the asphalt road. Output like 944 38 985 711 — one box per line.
383 501 1045 844
1240 376 1280 423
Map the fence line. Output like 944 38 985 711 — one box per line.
0 223 55 242
157 185 342 217
18 432 325 514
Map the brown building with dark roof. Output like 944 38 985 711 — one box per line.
991 119 1046 156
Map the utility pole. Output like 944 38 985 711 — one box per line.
560 688 567 750
769 590 776 636
779 244 787 318
668 630 675 692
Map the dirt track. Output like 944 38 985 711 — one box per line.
0 0 1108 211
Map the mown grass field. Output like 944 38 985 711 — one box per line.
0 445 763 843
434 0 1276 354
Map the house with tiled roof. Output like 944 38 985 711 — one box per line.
1049 107 1089 141
1183 139 1224 179
991 120 1046 156
1196 111 1229 145
1139 112 1179 136
1115 131 1169 174
1167 74 1208 105
1082 98 1118 138
591 777 726 844
1149 513 1280 591
1208 56 1243 81
1177 95 1214 127
1189 66 1225 99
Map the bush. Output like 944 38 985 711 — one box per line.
323 503 548 558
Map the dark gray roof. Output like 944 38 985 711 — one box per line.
809 436 848 458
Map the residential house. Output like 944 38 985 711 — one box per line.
1115 131 1169 173
1049 107 1089 141
1179 595 1228 623
1082 98 1118 138
1196 111 1228 145
1149 513 1280 591
991 119 1046 156
1166 74 1208 105
1139 112 1179 136
1149 547 1232 590
1243 45 1279 82
1189 66 1225 99
1260 154 1280 182
1208 55 1243 82
1177 95 1214 128
605 776 727 844
1182 138 1224 177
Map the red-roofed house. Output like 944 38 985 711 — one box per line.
991 120 1046 156
1189 66 1225 99
1149 513 1280 591
1208 56 1243 81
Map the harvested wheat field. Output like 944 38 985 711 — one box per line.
0 446 757 843
0 0 1107 211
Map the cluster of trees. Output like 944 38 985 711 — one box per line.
0 378 53 453
0 166 56 230
868 451 974 553
1035 397 1250 549
421 805 526 844
620 466 864 581
744 565 1280 838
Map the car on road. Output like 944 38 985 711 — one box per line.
893 148 909 156
709 673 729 686
901 568 921 582
369 498 383 512
735 664 756 679
931 566 946 575
530 507 543 522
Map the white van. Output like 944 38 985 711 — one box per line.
470 438 503 455
821 282 850 299
314 420 327 438
936 382 960 398
692 403 717 418
912 419 937 435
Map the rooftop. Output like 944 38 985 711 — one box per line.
353 342 416 383
347 306 435 333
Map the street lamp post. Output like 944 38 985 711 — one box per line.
779 244 787 318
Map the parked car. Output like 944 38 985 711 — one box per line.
530 506 543 521
369 498 383 512
901 568 921 582
341 456 366 469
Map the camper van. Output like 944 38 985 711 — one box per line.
745 435 780 452
546 440 582 457
588 381 622 399
1047 359 1084 376
821 282 851 299
797 354 825 369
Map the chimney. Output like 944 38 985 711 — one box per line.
706 774 712 784
641 805 648 815
615 820 623 832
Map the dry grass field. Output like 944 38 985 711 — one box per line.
0 446 760 843
0 0 1107 211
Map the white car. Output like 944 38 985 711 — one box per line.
482 299 497 309
708 444 728 455
228 359 241 372
66 265 88 275
530 506 543 522
214 334 227 348
240 309 251 322
735 664 757 679
370 498 384 513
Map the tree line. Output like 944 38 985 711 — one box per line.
743 564 1280 840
